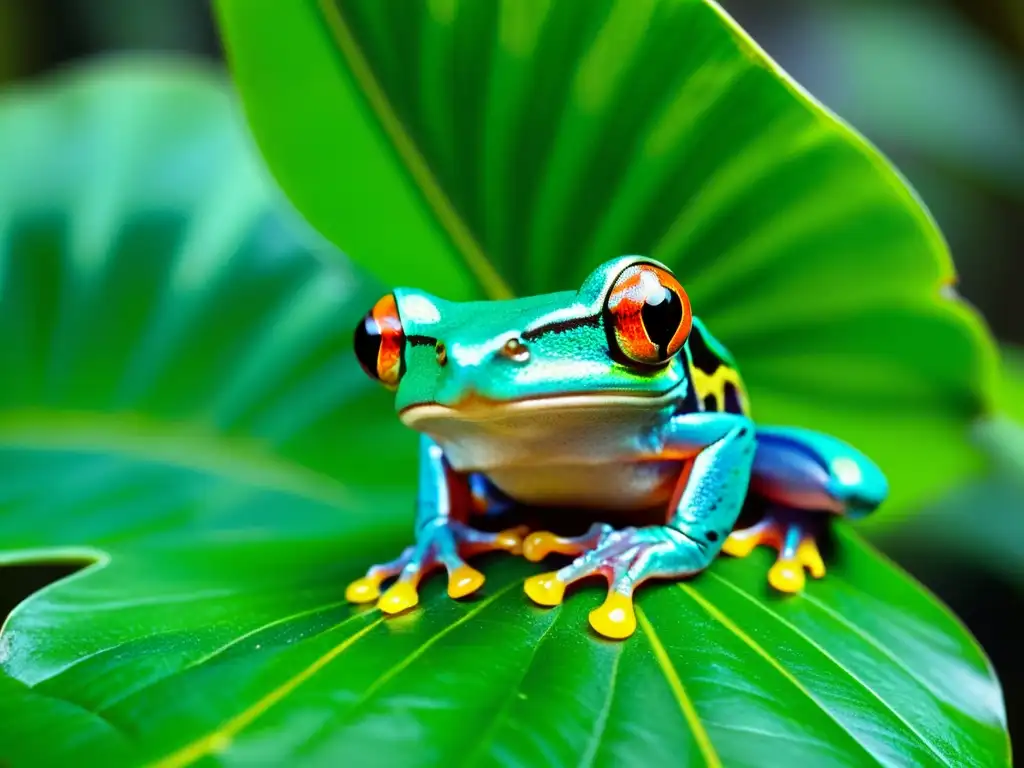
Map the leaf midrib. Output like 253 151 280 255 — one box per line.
316 0 513 300
459 602 564 767
0 409 355 510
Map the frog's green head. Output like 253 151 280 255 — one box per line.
353 256 693 423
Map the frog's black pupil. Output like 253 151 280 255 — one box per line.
353 311 383 380
641 289 683 357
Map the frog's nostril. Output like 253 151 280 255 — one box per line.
500 337 530 363
435 341 448 366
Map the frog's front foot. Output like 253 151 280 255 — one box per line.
722 508 825 593
524 525 710 640
345 520 528 615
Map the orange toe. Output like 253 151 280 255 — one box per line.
494 526 528 555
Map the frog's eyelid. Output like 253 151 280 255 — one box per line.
521 313 601 341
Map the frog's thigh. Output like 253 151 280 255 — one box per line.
725 426 888 593
751 426 888 517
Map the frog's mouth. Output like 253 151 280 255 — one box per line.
398 385 681 428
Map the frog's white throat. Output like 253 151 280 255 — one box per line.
399 390 678 468
400 391 684 511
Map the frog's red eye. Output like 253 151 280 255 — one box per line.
604 264 691 366
354 294 405 388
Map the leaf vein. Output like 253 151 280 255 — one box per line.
316 0 512 300
461 604 563 767
576 631 623 768
701 574 951 767
323 579 521 741
147 612 382 768
635 604 720 768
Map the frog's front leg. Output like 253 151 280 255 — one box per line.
345 435 526 614
524 412 757 640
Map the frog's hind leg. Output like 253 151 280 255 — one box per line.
723 426 888 593
722 507 827 593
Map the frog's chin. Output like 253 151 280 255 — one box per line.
398 387 678 429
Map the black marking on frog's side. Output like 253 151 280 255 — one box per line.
723 381 744 414
686 323 724 374
671 359 701 416
703 394 718 412
522 313 602 341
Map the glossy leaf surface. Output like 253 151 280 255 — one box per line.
0 59 1009 767
213 0 998 517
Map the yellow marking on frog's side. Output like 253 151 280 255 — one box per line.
690 364 748 414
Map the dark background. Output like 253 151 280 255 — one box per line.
2 0 1022 754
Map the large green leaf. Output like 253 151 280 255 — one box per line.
0 58 1009 766
213 0 999 518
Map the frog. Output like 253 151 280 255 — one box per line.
344 255 887 640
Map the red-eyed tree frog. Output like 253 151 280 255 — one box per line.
346 256 887 640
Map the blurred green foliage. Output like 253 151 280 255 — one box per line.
722 0 1024 347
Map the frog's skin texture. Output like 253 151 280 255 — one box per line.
346 256 888 640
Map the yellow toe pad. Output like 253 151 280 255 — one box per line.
448 565 485 599
797 538 826 579
721 531 761 558
378 581 420 614
589 592 636 640
345 577 381 604
768 560 806 594
524 572 566 606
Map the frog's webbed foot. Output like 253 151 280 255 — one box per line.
345 520 528 614
524 525 710 640
722 509 825 594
